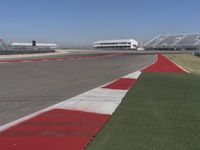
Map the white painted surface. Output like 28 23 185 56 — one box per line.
0 68 142 132
124 71 141 79
57 88 127 115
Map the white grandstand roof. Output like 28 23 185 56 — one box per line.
11 43 58 47
94 39 137 44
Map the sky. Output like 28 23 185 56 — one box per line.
0 0 200 48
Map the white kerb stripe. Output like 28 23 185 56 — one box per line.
57 88 128 115
124 71 141 79
0 70 142 132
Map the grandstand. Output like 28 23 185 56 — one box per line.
145 33 200 50
94 39 138 50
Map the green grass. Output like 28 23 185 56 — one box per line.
166 54 200 74
87 73 200 150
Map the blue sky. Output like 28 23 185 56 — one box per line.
0 0 200 47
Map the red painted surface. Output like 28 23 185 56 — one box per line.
0 53 188 150
103 78 136 90
0 109 110 150
142 54 186 73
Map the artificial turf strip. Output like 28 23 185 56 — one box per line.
87 73 200 150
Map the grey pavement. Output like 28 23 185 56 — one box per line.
0 53 155 125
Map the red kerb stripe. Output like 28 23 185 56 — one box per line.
0 109 110 150
142 54 186 73
103 78 136 90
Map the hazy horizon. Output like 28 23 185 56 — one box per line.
1 0 200 48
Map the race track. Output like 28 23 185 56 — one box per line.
0 52 155 125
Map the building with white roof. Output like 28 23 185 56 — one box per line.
93 39 138 50
11 42 58 49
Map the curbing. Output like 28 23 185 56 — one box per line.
0 54 187 150
164 55 190 73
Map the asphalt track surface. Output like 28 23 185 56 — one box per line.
0 52 155 126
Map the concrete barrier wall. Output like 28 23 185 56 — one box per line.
0 47 55 55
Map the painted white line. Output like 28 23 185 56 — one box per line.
0 105 56 132
0 60 143 132
1 54 188 135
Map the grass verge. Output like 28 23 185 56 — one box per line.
165 54 200 74
87 73 200 150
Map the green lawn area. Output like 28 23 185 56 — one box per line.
87 73 200 150
166 54 200 74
